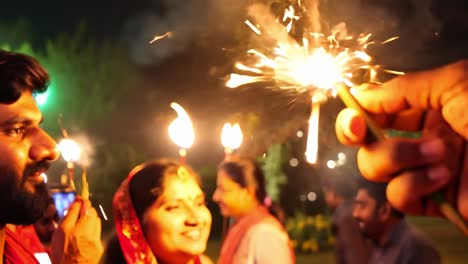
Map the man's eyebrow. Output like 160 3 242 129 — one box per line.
0 116 43 127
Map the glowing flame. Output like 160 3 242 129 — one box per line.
58 139 81 162
227 4 403 94
227 2 403 164
168 102 195 150
221 123 243 153
149 31 174 44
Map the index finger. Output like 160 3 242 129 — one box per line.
355 60 468 114
59 199 82 231
355 61 468 138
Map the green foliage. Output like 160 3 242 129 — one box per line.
259 143 289 201
89 143 148 234
286 211 335 254
37 22 139 135
0 18 33 48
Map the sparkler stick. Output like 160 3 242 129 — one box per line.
337 83 468 235
81 167 90 200
58 138 81 192
178 149 187 165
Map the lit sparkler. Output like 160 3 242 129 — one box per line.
226 1 467 234
227 3 401 164
58 139 81 191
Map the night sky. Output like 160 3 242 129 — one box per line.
0 0 154 44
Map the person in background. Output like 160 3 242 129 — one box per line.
213 156 294 264
322 173 371 264
34 197 59 250
354 179 440 264
101 159 213 264
12 197 58 256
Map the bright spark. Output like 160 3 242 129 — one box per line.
149 32 174 44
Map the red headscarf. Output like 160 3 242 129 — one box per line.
113 164 202 264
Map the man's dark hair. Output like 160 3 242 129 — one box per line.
0 50 49 104
358 178 404 218
321 172 358 199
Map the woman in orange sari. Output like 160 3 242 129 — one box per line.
101 159 213 264
213 156 294 264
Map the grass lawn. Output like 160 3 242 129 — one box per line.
206 217 468 263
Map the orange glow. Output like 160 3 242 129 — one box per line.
149 31 174 44
58 139 81 162
221 123 243 154
226 4 402 93
168 102 195 150
305 94 326 164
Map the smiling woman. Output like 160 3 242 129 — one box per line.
101 159 213 264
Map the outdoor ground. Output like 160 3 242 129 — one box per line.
205 217 468 263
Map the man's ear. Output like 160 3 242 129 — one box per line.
378 202 392 221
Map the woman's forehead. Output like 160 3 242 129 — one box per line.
161 175 203 199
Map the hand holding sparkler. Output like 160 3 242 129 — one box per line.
335 61 468 234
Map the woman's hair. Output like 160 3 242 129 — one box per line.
218 156 284 222
101 234 127 264
128 159 200 221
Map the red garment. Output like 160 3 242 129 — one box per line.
113 165 202 264
12 225 48 255
218 207 294 264
4 228 39 264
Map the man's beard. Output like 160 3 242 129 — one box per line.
0 161 51 225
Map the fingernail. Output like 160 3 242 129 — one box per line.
427 166 449 181
343 114 366 141
420 139 444 159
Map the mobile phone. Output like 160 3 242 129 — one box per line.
50 189 76 219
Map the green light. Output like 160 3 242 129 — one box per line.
35 90 50 106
